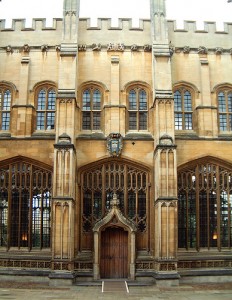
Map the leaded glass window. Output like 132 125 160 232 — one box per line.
218 91 232 131
178 160 232 250
81 161 149 233
0 159 52 249
0 88 11 130
128 88 148 131
174 89 193 130
82 89 101 130
36 88 56 130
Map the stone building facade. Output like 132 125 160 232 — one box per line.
0 0 231 285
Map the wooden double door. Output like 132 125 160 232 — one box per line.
100 227 128 278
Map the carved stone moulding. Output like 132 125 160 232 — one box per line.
22 44 30 53
77 43 152 53
107 43 125 52
41 44 48 52
175 46 229 55
6 45 13 53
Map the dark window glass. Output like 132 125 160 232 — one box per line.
174 89 193 130
0 161 52 249
82 88 101 130
178 162 232 250
36 88 56 130
128 88 148 131
82 162 148 233
218 90 232 131
0 89 11 130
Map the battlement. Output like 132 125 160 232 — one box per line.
1 17 232 34
1 17 232 50
79 18 151 31
0 18 63 31
167 20 232 34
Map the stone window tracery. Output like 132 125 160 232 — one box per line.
0 158 52 249
128 88 148 131
178 159 232 250
217 90 232 131
82 88 102 130
0 87 12 130
36 86 56 130
174 89 193 130
81 161 149 233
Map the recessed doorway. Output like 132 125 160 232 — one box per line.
100 227 128 279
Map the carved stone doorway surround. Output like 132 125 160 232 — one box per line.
93 193 137 280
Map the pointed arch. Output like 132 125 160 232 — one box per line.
32 81 57 132
79 157 151 253
0 156 52 250
177 155 232 250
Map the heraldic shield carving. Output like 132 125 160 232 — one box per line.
107 133 123 157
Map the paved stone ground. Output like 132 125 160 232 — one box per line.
0 282 231 299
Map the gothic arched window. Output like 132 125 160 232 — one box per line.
81 160 149 234
128 88 148 131
0 87 12 130
174 89 193 130
82 88 101 130
0 158 52 249
36 87 56 130
178 159 232 250
218 90 232 131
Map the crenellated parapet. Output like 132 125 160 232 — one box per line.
167 20 232 33
1 18 232 51
78 18 152 47
168 20 232 50
0 18 63 31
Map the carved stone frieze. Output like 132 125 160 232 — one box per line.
92 43 101 51
22 44 30 53
107 43 125 52
215 47 224 54
183 46 190 54
6 45 13 53
41 44 48 52
131 44 138 51
198 46 208 54
144 44 152 52
78 44 87 51
55 45 61 52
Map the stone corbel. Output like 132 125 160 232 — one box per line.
92 43 101 51
22 44 30 53
215 47 223 55
6 45 13 53
144 44 152 52
78 44 87 51
131 44 138 51
107 43 125 52
41 44 48 52
198 46 208 54
55 45 61 52
183 46 190 54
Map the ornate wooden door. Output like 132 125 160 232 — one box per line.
100 227 128 278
